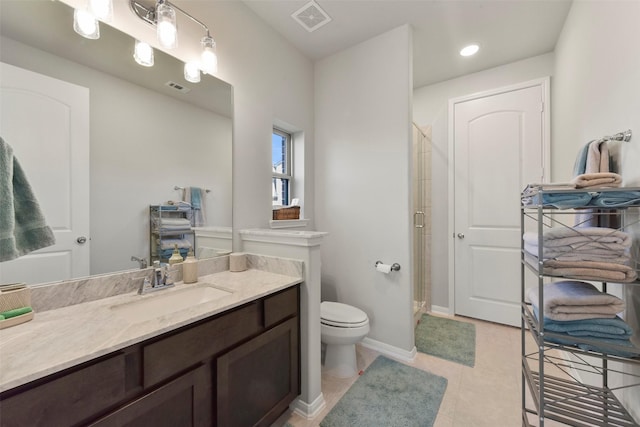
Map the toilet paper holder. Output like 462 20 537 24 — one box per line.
375 261 401 272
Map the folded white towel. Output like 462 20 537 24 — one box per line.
570 172 622 189
159 218 191 226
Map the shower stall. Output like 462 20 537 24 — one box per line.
412 124 432 323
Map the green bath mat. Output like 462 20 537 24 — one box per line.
415 314 476 367
319 356 447 427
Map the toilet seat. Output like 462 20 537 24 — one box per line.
321 301 369 328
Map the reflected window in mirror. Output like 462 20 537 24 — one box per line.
272 128 292 206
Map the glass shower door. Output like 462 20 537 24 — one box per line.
413 124 426 319
412 124 432 322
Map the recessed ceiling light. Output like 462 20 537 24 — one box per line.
460 44 479 57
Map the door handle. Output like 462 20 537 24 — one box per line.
457 233 465 239
76 236 87 244
414 211 425 228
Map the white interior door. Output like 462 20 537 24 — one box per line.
0 62 90 285
452 80 548 326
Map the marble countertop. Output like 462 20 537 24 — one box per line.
0 269 302 393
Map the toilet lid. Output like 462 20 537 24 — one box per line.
321 301 368 327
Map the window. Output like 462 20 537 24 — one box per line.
272 128 291 206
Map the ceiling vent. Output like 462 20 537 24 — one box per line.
291 1 332 33
165 81 191 94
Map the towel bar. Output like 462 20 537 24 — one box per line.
174 185 211 193
598 129 632 143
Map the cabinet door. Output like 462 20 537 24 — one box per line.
217 317 299 427
90 364 212 427
0 353 125 427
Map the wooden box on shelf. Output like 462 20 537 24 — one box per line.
272 206 300 220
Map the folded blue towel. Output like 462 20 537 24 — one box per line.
160 247 189 259
590 191 640 207
531 307 639 357
543 333 640 358
533 306 633 338
527 192 594 209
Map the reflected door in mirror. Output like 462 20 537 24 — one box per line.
0 62 90 285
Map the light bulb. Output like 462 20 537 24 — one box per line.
201 36 218 75
88 0 113 22
73 8 100 39
156 1 177 49
184 62 201 83
134 40 154 67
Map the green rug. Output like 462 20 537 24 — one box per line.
415 314 476 367
319 356 447 427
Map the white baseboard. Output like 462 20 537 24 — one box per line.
360 337 417 363
430 305 451 316
289 392 326 420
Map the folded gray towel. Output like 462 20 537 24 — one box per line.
0 137 55 262
526 280 625 321
523 226 632 250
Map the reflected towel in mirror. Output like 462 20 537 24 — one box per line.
183 187 207 227
0 137 56 262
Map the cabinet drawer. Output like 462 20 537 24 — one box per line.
0 353 126 427
143 301 262 388
264 286 299 328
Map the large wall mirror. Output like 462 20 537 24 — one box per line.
0 0 233 285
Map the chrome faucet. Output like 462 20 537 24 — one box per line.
131 256 147 269
139 262 174 294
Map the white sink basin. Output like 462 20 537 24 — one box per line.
111 285 232 323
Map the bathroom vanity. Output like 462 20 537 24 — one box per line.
0 267 302 427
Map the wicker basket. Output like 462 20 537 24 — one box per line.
272 206 300 220
0 284 34 329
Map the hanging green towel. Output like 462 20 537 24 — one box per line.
0 137 56 262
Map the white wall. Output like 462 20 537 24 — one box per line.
0 36 232 275
553 0 640 420
413 53 555 309
315 25 414 352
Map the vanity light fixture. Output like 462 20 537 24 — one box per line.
88 0 113 23
73 8 100 39
134 40 155 67
129 0 218 76
155 0 177 49
200 34 218 75
184 62 201 83
460 44 479 57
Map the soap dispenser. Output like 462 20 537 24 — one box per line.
168 244 183 265
182 248 198 284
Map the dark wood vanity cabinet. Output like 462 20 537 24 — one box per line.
0 285 300 427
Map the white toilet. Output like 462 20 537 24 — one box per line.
320 301 370 378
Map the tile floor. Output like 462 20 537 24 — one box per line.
278 314 532 427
